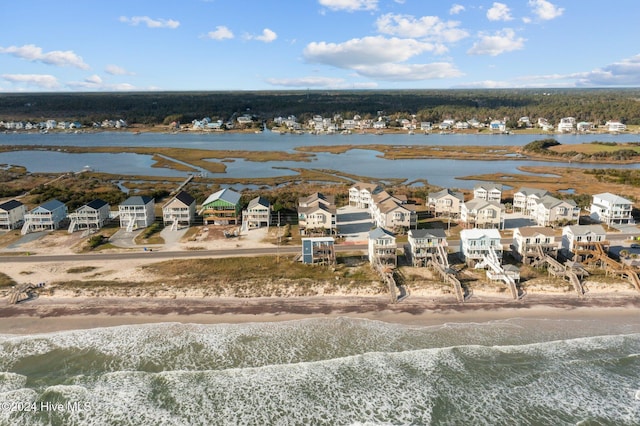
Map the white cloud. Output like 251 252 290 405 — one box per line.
487 2 513 21
352 62 463 80
68 75 137 91
304 36 436 68
449 4 465 15
254 28 277 43
572 55 640 86
105 64 134 76
522 17 532 24
119 16 180 29
375 13 469 44
1 74 60 89
318 0 378 12
467 29 525 56
528 0 564 20
206 26 234 40
0 44 89 69
265 76 346 87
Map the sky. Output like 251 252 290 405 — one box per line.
2 0 640 92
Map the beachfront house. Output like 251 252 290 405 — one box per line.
407 228 447 267
68 199 111 233
427 188 464 218
530 195 580 227
460 198 505 229
119 196 155 231
513 187 550 214
298 193 337 236
243 196 271 229
0 199 27 230
512 226 558 264
459 228 502 265
162 191 196 229
301 237 336 265
589 192 634 226
473 184 502 203
368 227 397 267
21 199 68 234
561 224 607 261
200 188 242 225
349 182 382 209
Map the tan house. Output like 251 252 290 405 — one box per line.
427 188 464 218
461 198 505 229
530 195 580 227
162 191 196 229
473 183 502 203
298 193 337 236
512 226 558 264
373 200 416 231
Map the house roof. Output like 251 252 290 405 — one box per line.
538 195 576 209
0 199 23 211
464 198 503 211
428 188 464 201
202 188 241 206
174 191 196 206
299 192 334 207
121 196 153 206
474 183 503 191
593 192 632 204
85 199 109 210
516 226 556 237
516 187 549 198
409 228 446 239
563 224 606 236
460 228 501 240
351 182 379 193
369 227 395 239
298 201 336 215
37 199 65 212
248 196 270 209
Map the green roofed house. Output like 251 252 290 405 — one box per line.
200 188 242 225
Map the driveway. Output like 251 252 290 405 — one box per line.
337 206 373 242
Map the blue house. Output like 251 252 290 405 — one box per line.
301 237 335 265
21 199 68 234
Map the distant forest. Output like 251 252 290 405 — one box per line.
2 88 640 127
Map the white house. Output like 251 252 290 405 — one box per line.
243 196 271 229
489 120 506 133
119 196 155 231
368 227 397 267
557 117 576 133
459 228 502 264
68 199 111 233
349 182 381 209
162 191 196 229
589 192 634 226
0 199 27 230
473 183 502 203
605 120 626 132
530 196 580 227
512 226 558 263
513 187 550 214
561 224 607 254
427 188 464 218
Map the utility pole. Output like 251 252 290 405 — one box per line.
276 211 281 264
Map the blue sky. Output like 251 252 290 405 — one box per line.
2 0 639 92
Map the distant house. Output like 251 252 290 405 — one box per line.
557 117 576 133
589 192 634 226
459 228 502 265
368 227 397 267
562 224 607 260
576 121 593 132
301 237 335 265
407 228 447 267
530 195 580 227
427 188 464 218
605 120 626 132
473 183 502 203
243 196 271 229
461 198 505 229
21 199 68 234
513 187 550 214
0 199 27 230
512 226 558 264
200 188 242 225
119 196 155 231
68 199 111 233
162 191 196 229
349 182 381 209
489 120 506 133
298 193 337 236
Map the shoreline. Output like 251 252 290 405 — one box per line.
1 294 639 335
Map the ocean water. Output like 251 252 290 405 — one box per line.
0 317 639 425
